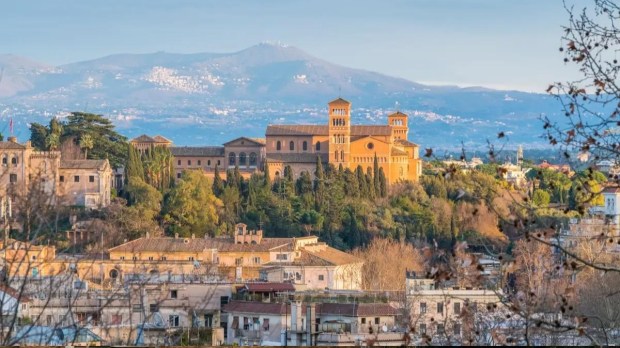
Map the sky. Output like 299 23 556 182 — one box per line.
0 0 584 92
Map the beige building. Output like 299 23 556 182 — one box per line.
405 271 503 341
265 98 421 183
129 134 172 154
0 137 112 214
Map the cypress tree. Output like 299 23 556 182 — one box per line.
378 167 387 197
366 167 375 199
314 156 326 211
356 165 368 197
213 165 224 196
126 144 145 184
373 153 381 194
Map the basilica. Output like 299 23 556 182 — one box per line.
132 97 421 184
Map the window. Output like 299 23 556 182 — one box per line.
374 317 380 325
148 256 154 261
111 314 122 325
198 160 201 166
253 257 261 264
303 141 308 151
74 175 80 182
220 296 230 306
341 150 344 161
295 272 302 281
276 141 281 151
207 160 211 166
150 304 159 313
11 157 17 165
249 152 257 166
120 256 125 261
59 175 64 182
9 174 17 183
1 156 6 165
437 302 444 314
170 290 178 299
239 152 247 166
420 324 426 334
178 160 181 165
188 160 192 166
361 318 366 324
229 152 236 165
231 316 239 329
420 302 427 314
188 256 194 261
177 173 181 179
169 315 180 327
315 142 321 151
218 160 221 165
437 323 445 334
454 323 461 336
454 302 461 315
235 258 243 266
109 269 119 279
276 253 287 260
243 317 249 330
263 318 270 331
289 141 295 151
161 256 167 261
318 274 324 281
132 256 137 261
132 304 142 312
204 314 213 328
89 175 95 183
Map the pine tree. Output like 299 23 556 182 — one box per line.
213 165 224 197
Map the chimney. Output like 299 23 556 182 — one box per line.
7 136 17 143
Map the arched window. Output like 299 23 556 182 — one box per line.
239 152 247 166
276 141 281 151
11 156 17 165
1 155 6 165
289 141 295 151
207 160 211 166
341 150 344 161
249 152 257 166
275 171 280 177
229 152 236 166
334 151 338 161
303 141 308 151
315 142 321 151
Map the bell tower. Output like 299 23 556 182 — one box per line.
328 98 351 166
388 111 408 141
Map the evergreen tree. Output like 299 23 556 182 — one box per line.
373 153 381 194
356 165 368 197
314 157 326 211
366 167 375 199
378 167 388 197
213 165 224 197
343 168 360 197
126 144 145 184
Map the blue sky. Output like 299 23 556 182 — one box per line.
1 0 582 92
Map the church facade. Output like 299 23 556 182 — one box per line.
265 98 421 183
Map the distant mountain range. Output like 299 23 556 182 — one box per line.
0 43 564 151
